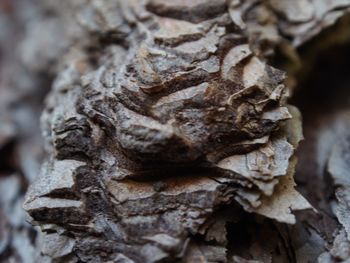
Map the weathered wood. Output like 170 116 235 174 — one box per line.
0 0 349 262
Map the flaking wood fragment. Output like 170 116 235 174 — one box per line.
229 0 350 55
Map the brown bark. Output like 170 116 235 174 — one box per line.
1 1 350 263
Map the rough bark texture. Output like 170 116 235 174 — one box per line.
23 1 310 262
1 0 350 263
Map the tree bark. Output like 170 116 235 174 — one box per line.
1 0 350 263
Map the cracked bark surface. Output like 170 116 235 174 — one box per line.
23 1 311 262
1 0 350 263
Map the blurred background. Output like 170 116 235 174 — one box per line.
0 1 77 261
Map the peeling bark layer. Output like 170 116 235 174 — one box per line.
11 0 350 263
